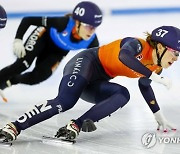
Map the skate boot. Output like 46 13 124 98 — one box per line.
55 120 80 140
0 80 11 102
0 123 19 142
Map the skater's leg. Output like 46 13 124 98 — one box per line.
76 81 130 128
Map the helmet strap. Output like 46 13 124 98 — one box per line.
155 45 167 66
72 25 81 40
77 22 81 34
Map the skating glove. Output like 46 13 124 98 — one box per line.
154 110 176 132
13 39 26 58
149 72 172 89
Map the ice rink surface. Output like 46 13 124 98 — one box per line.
0 12 180 154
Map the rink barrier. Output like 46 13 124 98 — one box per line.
111 7 180 15
6 7 180 19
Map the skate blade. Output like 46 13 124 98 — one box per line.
0 90 8 102
0 141 12 147
0 138 12 147
42 136 75 145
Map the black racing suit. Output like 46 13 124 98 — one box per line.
0 16 99 88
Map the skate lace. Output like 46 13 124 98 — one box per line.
69 123 80 134
2 123 18 141
7 124 18 136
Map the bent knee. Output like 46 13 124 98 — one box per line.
112 84 130 102
121 86 130 102
49 96 76 112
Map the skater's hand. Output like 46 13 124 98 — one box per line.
154 110 176 132
13 39 26 58
149 72 172 89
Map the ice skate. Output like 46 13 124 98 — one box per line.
42 120 79 145
0 123 19 142
55 120 80 141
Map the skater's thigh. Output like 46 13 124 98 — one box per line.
80 80 124 104
34 54 61 74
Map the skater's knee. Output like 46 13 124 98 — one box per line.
49 96 76 112
121 86 130 102
22 70 52 85
113 85 130 102
62 103 76 111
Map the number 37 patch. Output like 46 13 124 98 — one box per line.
155 29 169 38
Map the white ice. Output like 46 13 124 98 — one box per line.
0 13 180 154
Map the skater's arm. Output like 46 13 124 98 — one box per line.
138 77 160 113
15 16 69 39
119 38 152 78
15 17 44 39
138 69 163 113
138 77 176 132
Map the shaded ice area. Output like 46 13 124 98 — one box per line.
0 13 180 154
